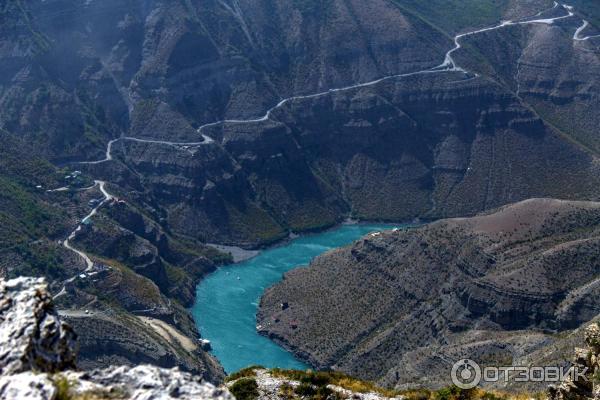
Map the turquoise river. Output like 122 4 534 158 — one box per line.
192 223 410 374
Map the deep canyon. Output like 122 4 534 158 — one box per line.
1 0 600 394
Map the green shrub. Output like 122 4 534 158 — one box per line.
435 386 478 400
230 378 260 400
54 376 73 400
293 382 333 400
299 372 331 387
279 382 296 400
294 382 317 397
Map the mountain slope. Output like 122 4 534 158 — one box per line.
2 0 600 379
2 0 599 247
258 199 600 390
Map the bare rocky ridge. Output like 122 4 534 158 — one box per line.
0 276 232 400
258 199 600 391
227 368 402 400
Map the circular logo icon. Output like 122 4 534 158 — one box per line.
451 359 482 389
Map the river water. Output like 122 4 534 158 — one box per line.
192 223 409 374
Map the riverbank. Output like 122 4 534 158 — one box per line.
192 223 415 374
206 217 424 264
206 243 260 263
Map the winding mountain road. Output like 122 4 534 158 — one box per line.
55 2 592 296
53 180 114 299
79 135 215 165
439 2 577 72
189 2 581 137
65 180 113 266
574 20 600 41
76 2 589 167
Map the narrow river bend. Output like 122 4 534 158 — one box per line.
192 223 412 373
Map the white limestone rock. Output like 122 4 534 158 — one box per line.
0 277 77 375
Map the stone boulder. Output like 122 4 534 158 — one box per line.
0 372 57 400
0 277 77 375
548 324 600 400
62 365 232 400
0 277 232 400
0 367 233 400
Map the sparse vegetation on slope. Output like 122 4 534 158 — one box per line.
227 367 545 400
229 378 260 400
259 199 600 391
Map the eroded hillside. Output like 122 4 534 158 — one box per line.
258 199 600 390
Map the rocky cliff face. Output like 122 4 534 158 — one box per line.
455 10 600 154
116 71 600 247
258 199 600 390
548 323 600 400
3 0 600 249
0 0 449 161
0 276 232 400
0 277 77 376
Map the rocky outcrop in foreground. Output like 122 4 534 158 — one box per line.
548 324 600 400
0 277 77 375
0 277 232 400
